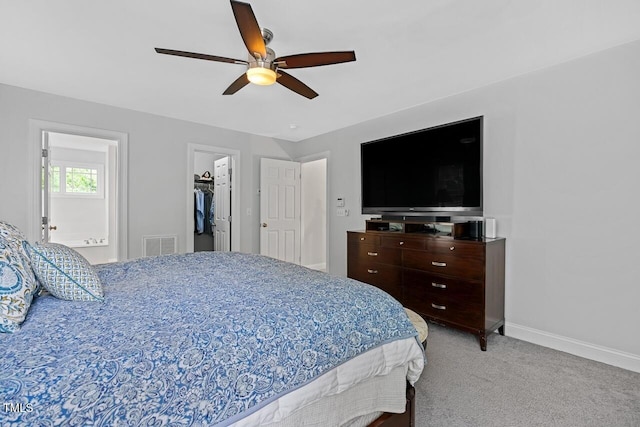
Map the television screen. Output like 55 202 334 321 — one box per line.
361 116 482 216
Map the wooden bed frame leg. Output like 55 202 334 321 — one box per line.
407 383 416 427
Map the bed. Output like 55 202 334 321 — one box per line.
1 223 425 426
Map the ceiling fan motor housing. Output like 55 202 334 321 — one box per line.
246 45 277 85
248 47 277 71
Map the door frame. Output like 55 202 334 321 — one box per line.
296 151 330 272
27 119 129 260
186 144 240 253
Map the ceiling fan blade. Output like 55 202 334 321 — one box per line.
275 51 356 69
276 70 318 99
230 0 266 59
223 73 250 95
155 48 247 65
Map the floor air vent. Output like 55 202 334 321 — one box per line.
143 235 177 257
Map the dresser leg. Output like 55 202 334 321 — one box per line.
498 325 505 336
480 334 487 351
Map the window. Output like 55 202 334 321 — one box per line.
66 167 98 193
50 162 104 198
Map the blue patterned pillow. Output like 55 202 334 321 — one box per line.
0 220 39 333
26 242 104 302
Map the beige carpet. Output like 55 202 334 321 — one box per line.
414 322 640 427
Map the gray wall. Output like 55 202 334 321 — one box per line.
0 84 295 256
291 40 640 362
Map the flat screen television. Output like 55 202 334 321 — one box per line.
361 116 482 218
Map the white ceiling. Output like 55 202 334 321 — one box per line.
2 1 640 142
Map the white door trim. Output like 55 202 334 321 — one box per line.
186 144 240 253
27 119 128 260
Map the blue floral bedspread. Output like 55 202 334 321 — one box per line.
1 252 417 426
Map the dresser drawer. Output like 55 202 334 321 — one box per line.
381 235 425 250
407 296 483 329
349 243 401 265
347 262 403 301
426 239 484 259
403 271 483 328
403 269 483 302
403 249 485 281
347 232 380 246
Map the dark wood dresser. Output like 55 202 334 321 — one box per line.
347 220 505 350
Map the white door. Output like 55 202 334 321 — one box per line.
260 158 301 263
214 156 231 251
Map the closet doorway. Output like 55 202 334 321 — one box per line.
186 144 240 253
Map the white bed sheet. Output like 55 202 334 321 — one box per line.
231 337 425 426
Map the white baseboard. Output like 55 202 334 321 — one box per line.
505 322 640 373
304 262 327 272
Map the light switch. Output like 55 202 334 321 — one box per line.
337 197 345 207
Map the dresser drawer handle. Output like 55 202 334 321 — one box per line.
431 303 447 310
360 237 366 241
367 251 378 256
431 261 447 267
367 269 378 274
399 241 404 246
450 246 455 251
431 282 447 289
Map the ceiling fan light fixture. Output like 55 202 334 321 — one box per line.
246 67 277 86
155 2 356 98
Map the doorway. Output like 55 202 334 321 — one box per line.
44 133 117 264
301 158 327 271
29 120 128 262
186 144 240 253
192 152 231 252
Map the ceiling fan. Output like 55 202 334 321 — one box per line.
155 0 356 99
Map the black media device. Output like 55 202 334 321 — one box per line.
361 116 483 218
466 220 483 240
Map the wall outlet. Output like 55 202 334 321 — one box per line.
337 208 346 217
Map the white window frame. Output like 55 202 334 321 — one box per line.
50 160 105 199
